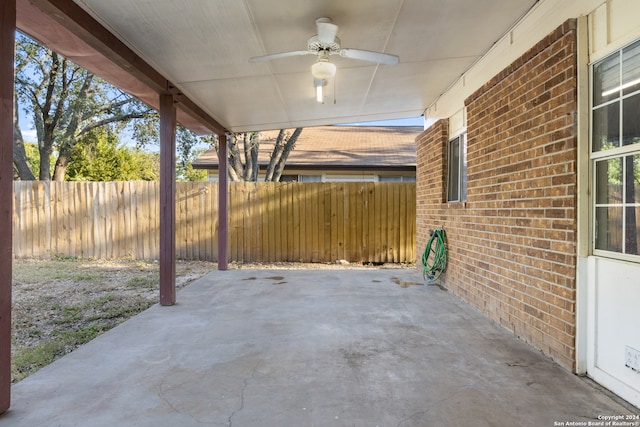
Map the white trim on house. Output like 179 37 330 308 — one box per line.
584 0 640 408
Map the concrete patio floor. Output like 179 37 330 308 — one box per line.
2 268 637 426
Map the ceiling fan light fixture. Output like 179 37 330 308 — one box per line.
314 78 328 103
316 84 324 103
311 59 336 80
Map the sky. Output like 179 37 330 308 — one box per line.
17 109 36 142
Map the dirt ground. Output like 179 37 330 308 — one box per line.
11 258 413 382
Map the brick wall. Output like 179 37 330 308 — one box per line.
416 119 448 256
416 20 578 370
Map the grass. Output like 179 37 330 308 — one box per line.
51 305 83 324
11 294 155 382
11 325 108 382
13 259 105 284
126 275 158 289
11 258 214 383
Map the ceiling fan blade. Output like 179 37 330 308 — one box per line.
249 50 312 63
316 18 338 44
339 48 399 65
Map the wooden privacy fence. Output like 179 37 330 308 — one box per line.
12 181 416 263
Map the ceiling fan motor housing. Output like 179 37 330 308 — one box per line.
307 35 341 53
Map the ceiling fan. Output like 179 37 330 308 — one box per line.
250 17 399 102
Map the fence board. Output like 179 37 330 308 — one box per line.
283 183 291 261
258 183 267 261
275 184 283 261
203 183 211 260
29 183 38 257
362 183 370 261
197 182 206 260
142 182 150 259
268 183 277 262
12 181 415 263
75 183 83 257
298 184 307 262
399 183 407 263
293 184 299 262
322 185 331 262
355 183 364 262
151 182 160 259
12 184 21 256
127 182 137 259
241 182 250 262
187 183 196 260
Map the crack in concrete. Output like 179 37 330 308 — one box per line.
397 409 429 427
157 377 208 425
157 378 183 415
395 386 468 427
227 361 261 427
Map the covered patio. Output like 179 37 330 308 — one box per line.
0 0 544 412
3 0 639 418
3 268 633 426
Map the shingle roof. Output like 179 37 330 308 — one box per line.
193 125 421 171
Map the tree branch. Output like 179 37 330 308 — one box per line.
272 128 302 182
227 133 245 181
265 130 285 182
13 94 36 180
75 111 151 140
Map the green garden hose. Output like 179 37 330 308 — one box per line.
422 228 448 283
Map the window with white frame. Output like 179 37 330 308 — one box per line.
379 176 416 182
447 133 467 202
299 174 323 182
592 39 640 257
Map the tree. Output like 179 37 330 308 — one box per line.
13 34 303 182
265 128 303 182
222 128 303 182
176 127 214 182
166 127 304 182
13 33 155 181
66 128 159 181
228 131 260 181
13 93 36 180
21 142 45 179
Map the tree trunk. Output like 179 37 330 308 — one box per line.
227 134 245 181
250 132 260 181
52 147 70 181
265 130 286 182
13 95 36 180
38 139 53 181
271 128 302 182
36 54 62 181
52 74 93 181
242 132 252 181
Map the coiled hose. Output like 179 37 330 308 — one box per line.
422 228 448 283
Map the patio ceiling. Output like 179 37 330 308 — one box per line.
17 0 537 134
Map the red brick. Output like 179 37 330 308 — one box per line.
416 20 578 371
